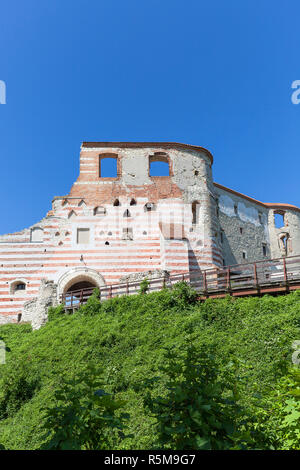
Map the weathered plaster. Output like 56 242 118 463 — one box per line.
0 142 299 328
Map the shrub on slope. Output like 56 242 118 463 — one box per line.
0 285 299 449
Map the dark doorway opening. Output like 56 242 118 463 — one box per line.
66 280 97 293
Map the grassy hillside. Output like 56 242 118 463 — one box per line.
0 284 300 450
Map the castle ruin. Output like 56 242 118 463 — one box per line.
1 142 299 327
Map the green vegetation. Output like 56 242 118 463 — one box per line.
41 365 131 450
0 283 300 450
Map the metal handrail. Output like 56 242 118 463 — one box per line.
61 255 300 308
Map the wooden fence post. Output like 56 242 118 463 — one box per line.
253 263 259 290
283 257 288 290
203 270 207 293
226 267 231 291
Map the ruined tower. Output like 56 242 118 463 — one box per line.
0 142 299 327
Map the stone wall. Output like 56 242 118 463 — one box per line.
268 208 300 258
22 279 57 330
0 142 299 326
214 185 269 265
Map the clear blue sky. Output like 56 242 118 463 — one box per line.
0 0 299 234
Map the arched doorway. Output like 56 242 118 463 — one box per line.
57 268 106 308
64 279 98 308
66 280 97 293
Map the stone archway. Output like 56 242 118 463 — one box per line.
66 280 97 293
57 267 106 298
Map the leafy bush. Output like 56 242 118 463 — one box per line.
48 304 65 321
139 279 149 295
251 367 300 450
42 365 130 450
78 288 102 316
0 360 40 420
144 345 241 450
0 290 299 449
170 281 198 306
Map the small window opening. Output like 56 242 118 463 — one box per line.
17 313 22 322
274 212 285 228
123 209 131 218
94 206 106 216
242 251 247 260
30 227 44 242
11 281 26 295
234 204 238 215
130 198 137 206
99 156 118 178
77 228 90 244
240 227 243 235
258 212 263 224
149 153 170 176
282 236 288 249
105 241 110 245
68 210 77 220
192 201 199 225
144 202 155 212
122 227 133 240
194 170 199 176
113 199 120 207
16 283 26 291
279 233 289 254
262 244 267 257
220 231 224 243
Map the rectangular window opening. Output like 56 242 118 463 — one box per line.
77 228 90 244
149 160 170 177
99 157 118 178
274 212 285 228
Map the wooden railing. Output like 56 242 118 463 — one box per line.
61 255 300 310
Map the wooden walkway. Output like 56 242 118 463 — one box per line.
61 255 300 310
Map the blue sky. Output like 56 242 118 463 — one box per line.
0 0 299 234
